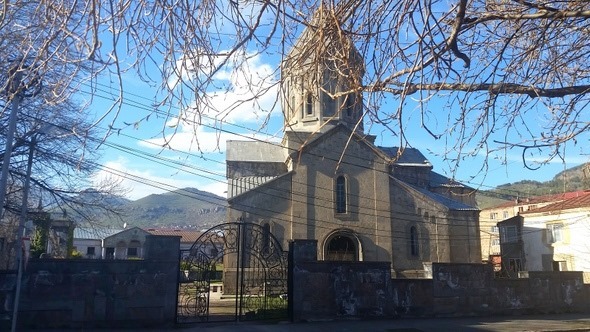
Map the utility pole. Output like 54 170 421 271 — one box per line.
0 65 24 222
11 135 36 332
0 60 42 332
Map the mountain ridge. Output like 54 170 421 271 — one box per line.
476 163 590 209
100 187 227 230
94 164 590 226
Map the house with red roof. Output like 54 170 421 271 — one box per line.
518 192 590 280
478 190 590 264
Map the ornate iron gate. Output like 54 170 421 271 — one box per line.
176 222 288 323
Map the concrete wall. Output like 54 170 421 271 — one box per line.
290 240 590 322
13 235 179 329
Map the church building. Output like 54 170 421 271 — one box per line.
226 8 481 277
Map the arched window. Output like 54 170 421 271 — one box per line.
335 175 347 213
410 226 419 256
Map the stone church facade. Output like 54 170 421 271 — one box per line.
226 8 480 276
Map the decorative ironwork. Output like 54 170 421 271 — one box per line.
176 222 288 323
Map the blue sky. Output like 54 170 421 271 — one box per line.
80 5 589 201
84 51 588 201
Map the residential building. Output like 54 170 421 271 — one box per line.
520 193 590 277
225 7 481 277
73 227 122 259
497 215 525 278
146 228 201 249
479 190 589 263
103 227 150 259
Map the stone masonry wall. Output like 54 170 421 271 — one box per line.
14 235 179 329
290 240 590 322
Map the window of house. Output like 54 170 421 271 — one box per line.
502 211 509 219
518 206 524 213
508 258 523 272
305 92 313 115
490 226 499 233
127 247 138 257
500 225 518 243
430 216 436 224
128 240 141 258
86 247 96 257
491 238 500 246
335 175 347 214
489 212 498 220
552 260 568 271
547 223 564 243
410 226 419 256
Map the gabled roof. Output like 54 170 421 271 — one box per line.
103 226 150 241
292 123 392 162
228 176 281 199
393 176 478 211
146 228 203 244
378 146 431 167
228 172 293 202
487 190 590 210
74 227 123 240
521 191 590 214
430 171 473 190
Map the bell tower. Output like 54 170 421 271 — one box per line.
280 5 364 137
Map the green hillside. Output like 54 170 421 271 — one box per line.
101 187 227 230
87 164 590 226
476 163 590 209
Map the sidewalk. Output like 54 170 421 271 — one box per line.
175 313 590 332
26 313 590 331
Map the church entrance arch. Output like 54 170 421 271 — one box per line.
176 222 288 324
323 229 362 261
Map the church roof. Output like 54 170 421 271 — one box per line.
430 171 473 189
226 140 286 162
396 178 478 211
228 176 281 199
377 146 432 166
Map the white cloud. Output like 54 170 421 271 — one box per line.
141 51 282 154
138 124 280 153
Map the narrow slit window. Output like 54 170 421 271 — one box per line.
306 92 313 115
410 226 419 256
336 176 347 213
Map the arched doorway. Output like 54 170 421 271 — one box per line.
176 222 288 324
323 230 362 261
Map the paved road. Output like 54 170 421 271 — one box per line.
25 313 590 331
180 314 590 332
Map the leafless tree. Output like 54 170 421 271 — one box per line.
0 0 588 175
0 87 126 223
